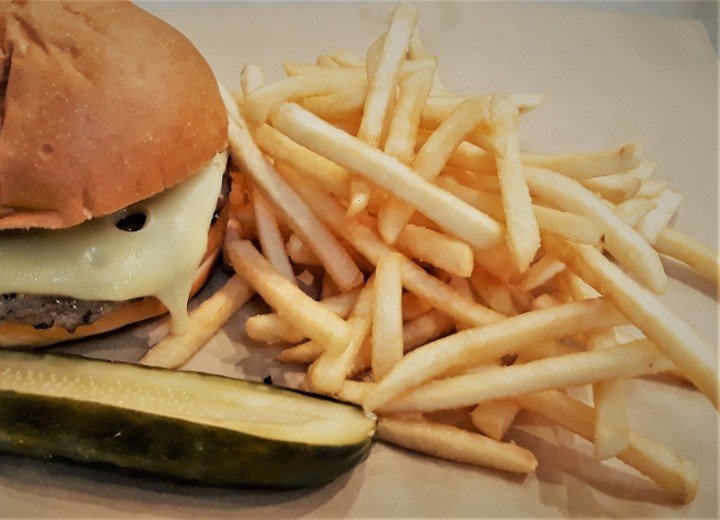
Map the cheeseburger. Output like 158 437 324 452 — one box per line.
0 1 229 347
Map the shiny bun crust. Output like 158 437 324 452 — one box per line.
0 205 228 348
0 1 228 230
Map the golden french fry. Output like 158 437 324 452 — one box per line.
525 166 667 294
299 84 367 121
377 416 538 474
371 252 405 380
245 67 365 124
245 287 360 344
273 103 505 251
543 235 718 408
519 254 566 292
140 276 255 369
580 172 642 203
384 67 434 163
347 2 419 216
253 124 350 199
654 226 719 284
613 197 657 226
227 113 363 292
635 188 683 245
470 400 521 441
522 142 642 179
309 279 375 393
363 297 625 411
395 223 474 278
379 339 673 414
228 240 352 354
249 183 296 284
516 390 699 502
377 96 497 244
493 96 540 272
240 62 266 96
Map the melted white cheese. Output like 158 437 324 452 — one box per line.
0 151 228 334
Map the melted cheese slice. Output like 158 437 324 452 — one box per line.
0 151 228 334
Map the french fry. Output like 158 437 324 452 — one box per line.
245 287 361 344
348 1 419 216
371 252 405 380
635 188 683 245
377 416 538 474
228 240 352 354
377 96 496 244
244 67 365 124
470 400 522 441
613 197 657 226
379 339 673 414
516 390 699 502
272 104 504 250
384 67 434 163
249 183 296 285
300 85 367 121
253 124 350 199
140 276 255 369
395 223 474 278
309 279 375 393
240 62 266 96
519 254 566 292
285 233 322 266
227 113 363 292
543 236 719 408
493 96 540 272
525 166 667 294
654 226 719 284
521 142 642 179
580 172 642 203
363 297 625 411
564 276 630 461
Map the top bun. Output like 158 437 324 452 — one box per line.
0 0 228 230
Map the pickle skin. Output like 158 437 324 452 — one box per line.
0 352 375 488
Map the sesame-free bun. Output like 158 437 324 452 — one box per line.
0 0 228 230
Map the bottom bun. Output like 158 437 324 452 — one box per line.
0 208 228 349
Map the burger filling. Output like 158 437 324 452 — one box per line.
0 151 229 335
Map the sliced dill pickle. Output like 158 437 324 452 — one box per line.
0 350 375 488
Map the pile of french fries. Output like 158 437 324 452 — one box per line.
143 2 718 503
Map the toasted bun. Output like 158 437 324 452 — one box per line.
0 204 229 349
0 1 227 230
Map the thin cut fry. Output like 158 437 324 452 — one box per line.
494 96 540 272
525 166 667 294
543 236 718 408
371 252 405 380
250 183 296 284
654 226 719 283
516 390 699 502
377 96 496 244
140 276 255 369
227 113 363 291
272 104 504 250
377 416 538 474
522 142 642 179
228 240 352 354
363 297 625 411
348 1 419 216
470 400 522 441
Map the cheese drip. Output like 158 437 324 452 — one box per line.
0 151 228 334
